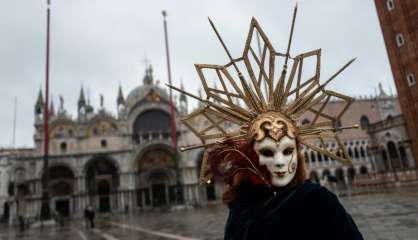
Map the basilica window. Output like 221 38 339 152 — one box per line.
317 152 323 162
310 151 316 163
360 115 370 129
354 147 360 159
60 142 67 152
406 73 416 86
348 148 353 158
386 0 395 11
396 33 405 47
360 147 366 158
101 139 107 148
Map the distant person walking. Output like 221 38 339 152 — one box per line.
84 205 95 228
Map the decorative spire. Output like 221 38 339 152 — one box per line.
179 80 187 102
36 88 44 105
35 88 44 115
117 84 125 106
78 86 86 110
100 94 104 109
143 65 154 85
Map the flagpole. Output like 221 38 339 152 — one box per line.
162 10 183 204
41 0 51 221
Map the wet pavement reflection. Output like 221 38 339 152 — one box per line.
1 184 417 240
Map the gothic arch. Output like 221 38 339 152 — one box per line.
45 165 75 197
354 147 360 159
84 155 120 193
348 147 353 158
387 141 401 169
310 151 316 163
360 115 370 129
398 145 409 168
134 142 176 172
360 147 365 158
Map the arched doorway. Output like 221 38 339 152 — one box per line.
47 165 75 217
398 146 409 168
137 147 175 208
97 180 111 213
148 171 169 207
387 141 400 169
85 156 119 213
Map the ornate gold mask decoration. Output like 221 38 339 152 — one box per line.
168 4 358 183
248 112 296 142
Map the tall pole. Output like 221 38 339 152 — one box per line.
41 0 51 220
162 10 183 204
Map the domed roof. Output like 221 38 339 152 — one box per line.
126 84 169 109
126 65 170 110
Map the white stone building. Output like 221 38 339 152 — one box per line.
3 66 209 221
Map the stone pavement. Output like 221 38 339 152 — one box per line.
0 184 417 240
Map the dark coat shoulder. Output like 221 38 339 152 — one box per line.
225 181 363 240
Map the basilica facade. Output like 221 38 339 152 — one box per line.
1 67 416 222
2 66 213 222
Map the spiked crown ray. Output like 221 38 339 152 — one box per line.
168 5 358 177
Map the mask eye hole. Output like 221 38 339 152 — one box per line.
283 147 294 156
259 149 274 157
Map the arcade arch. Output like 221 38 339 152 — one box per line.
135 145 176 208
45 165 75 217
85 156 119 213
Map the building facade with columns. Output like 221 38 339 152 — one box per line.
301 83 415 186
4 66 209 221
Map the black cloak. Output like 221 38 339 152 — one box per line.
224 180 363 240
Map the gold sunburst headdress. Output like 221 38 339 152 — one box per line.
168 4 358 183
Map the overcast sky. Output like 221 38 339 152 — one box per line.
0 0 395 148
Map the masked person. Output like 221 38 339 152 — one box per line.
170 4 363 240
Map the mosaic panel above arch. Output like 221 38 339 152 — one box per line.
137 147 175 172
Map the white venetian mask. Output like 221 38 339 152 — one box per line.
253 136 298 187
